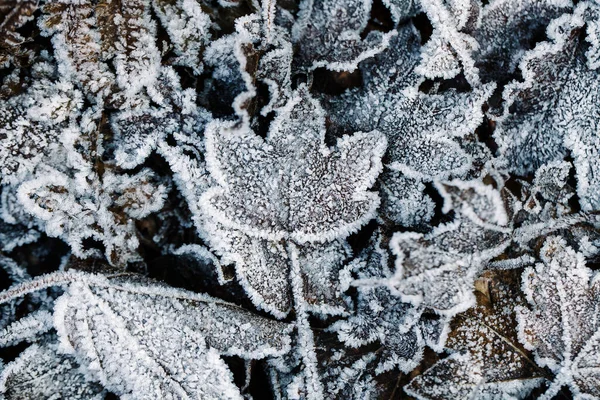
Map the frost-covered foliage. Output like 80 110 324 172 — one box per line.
2 0 600 399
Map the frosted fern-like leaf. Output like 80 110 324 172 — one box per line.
0 342 105 400
291 0 396 72
517 236 600 399
406 271 544 400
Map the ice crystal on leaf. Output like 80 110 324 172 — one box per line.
495 3 600 211
390 179 512 316
406 270 544 399
0 341 105 400
332 234 426 374
0 272 292 400
517 236 600 399
292 0 396 72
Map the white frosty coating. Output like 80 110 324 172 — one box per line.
152 0 211 74
332 233 425 374
517 236 600 399
202 86 386 244
0 342 105 400
17 167 169 266
0 310 53 347
0 272 292 400
390 179 512 316
291 0 396 72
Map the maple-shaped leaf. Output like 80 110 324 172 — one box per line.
291 0 396 72
494 4 600 211
0 272 292 400
517 236 600 399
202 85 386 244
0 341 105 400
406 270 544 399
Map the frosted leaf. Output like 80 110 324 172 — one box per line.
417 0 480 83
202 86 386 244
0 342 105 400
0 309 53 347
206 223 353 317
494 3 600 211
0 79 79 184
321 353 379 399
17 168 169 266
152 0 211 74
92 0 161 100
203 14 293 119
40 1 116 100
333 235 424 374
472 0 573 81
416 32 463 80
435 179 510 228
530 161 574 209
390 180 511 315
406 271 544 400
517 236 600 399
325 23 423 135
383 84 494 180
53 275 291 399
111 67 212 168
379 171 435 227
0 272 293 399
292 0 396 72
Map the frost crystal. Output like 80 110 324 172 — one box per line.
517 236 600 399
